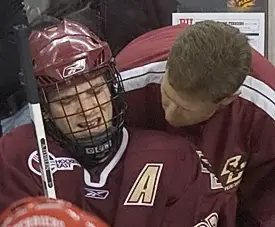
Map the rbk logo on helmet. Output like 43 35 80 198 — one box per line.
62 59 86 78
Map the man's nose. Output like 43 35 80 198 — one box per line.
166 102 177 113
76 92 98 113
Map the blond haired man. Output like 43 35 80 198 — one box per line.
163 21 250 126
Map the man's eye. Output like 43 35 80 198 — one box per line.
94 89 101 95
60 97 75 105
87 88 101 96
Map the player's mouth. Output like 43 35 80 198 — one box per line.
78 117 101 129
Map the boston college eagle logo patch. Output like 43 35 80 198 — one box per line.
221 155 246 191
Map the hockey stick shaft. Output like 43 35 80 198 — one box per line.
14 24 56 199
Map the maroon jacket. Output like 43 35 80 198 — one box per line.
0 124 236 226
116 23 275 226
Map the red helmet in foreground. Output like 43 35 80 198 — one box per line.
0 197 109 227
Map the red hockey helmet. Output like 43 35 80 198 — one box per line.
30 19 111 85
29 19 127 168
0 197 109 227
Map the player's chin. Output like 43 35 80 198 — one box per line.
165 116 197 127
165 118 183 128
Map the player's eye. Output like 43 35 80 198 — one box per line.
60 96 76 105
87 87 102 96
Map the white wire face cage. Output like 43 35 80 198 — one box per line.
39 64 127 168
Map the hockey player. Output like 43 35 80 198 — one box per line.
116 21 275 226
0 197 109 227
0 19 236 226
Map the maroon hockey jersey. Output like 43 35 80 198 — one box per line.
0 124 236 226
116 23 275 226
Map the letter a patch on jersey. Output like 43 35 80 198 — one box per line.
124 163 163 206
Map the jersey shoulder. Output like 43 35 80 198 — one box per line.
127 127 193 159
121 128 231 226
0 124 39 186
251 49 275 90
116 23 189 71
0 123 69 174
0 124 37 161
236 50 275 128
125 127 201 191
0 125 44 213
126 128 225 192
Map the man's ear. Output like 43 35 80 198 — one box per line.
220 90 241 106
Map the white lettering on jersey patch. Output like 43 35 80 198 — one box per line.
85 188 109 200
124 163 163 206
194 212 219 227
28 150 81 176
196 151 223 190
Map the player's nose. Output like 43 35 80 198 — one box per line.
164 102 178 118
166 102 177 114
76 92 97 113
